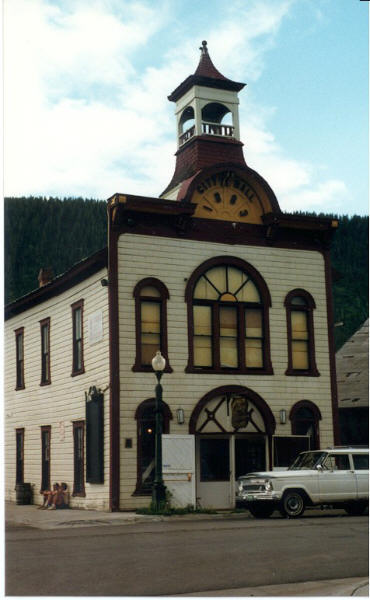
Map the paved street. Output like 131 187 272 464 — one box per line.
6 512 369 596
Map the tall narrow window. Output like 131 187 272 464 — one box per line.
73 421 85 496
71 300 84 376
41 426 51 492
15 327 25 390
40 318 51 385
133 279 172 372
134 399 172 495
16 428 24 485
185 258 273 374
290 401 321 449
285 290 319 376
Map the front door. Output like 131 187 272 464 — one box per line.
318 453 357 502
197 437 231 509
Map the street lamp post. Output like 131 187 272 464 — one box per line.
151 351 167 510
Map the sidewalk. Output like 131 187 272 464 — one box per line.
5 502 369 597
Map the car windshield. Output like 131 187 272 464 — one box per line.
289 451 326 470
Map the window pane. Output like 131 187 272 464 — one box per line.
220 307 238 368
291 296 307 306
194 336 212 366
228 267 248 296
141 334 161 365
141 302 160 333
200 438 229 481
236 279 260 302
324 454 350 470
206 266 226 295
194 305 212 335
140 286 161 297
245 309 262 338
353 455 369 470
245 338 263 367
75 308 82 339
194 277 219 300
292 311 308 340
17 334 23 360
292 340 309 369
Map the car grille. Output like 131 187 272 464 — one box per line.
242 484 265 492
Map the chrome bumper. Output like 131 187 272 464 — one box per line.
236 491 282 502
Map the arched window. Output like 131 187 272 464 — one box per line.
185 257 273 374
201 102 234 137
290 400 322 449
133 278 172 372
285 289 319 376
134 399 172 495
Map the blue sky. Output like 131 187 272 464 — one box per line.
4 0 369 216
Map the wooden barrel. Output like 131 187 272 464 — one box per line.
15 483 32 505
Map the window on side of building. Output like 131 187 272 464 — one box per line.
133 279 172 372
71 300 85 376
134 399 172 495
40 426 51 492
285 289 319 376
40 317 51 385
73 421 85 497
16 428 25 485
15 327 25 390
185 258 273 374
290 400 321 450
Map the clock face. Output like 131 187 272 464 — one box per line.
192 171 265 224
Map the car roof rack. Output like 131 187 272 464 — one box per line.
324 445 368 449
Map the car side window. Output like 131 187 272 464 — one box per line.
324 454 350 470
353 455 369 470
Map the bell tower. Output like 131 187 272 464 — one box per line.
161 41 248 200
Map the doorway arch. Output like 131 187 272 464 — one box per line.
189 386 276 509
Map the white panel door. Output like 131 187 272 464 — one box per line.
162 435 196 508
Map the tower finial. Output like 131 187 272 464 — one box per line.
199 40 208 54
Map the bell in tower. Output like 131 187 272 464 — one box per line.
161 41 248 200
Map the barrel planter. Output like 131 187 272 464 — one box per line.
15 483 32 505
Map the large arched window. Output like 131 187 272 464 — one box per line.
285 289 319 376
185 257 273 374
133 278 172 372
134 399 172 495
290 400 322 450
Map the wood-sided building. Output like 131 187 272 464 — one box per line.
5 42 340 511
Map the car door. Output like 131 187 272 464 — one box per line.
351 453 369 501
318 453 356 502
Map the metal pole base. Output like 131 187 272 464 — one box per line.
152 481 166 510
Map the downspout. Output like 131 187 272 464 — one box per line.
107 198 120 511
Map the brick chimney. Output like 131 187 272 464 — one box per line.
38 267 54 287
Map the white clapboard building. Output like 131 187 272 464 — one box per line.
5 43 340 511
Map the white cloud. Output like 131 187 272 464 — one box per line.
4 0 350 216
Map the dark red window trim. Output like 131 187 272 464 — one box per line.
185 256 273 375
132 278 172 373
71 299 85 376
40 425 51 493
290 400 322 449
284 289 319 377
16 428 25 485
73 421 86 497
133 398 172 496
15 327 25 390
40 317 51 385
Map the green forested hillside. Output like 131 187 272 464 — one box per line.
4 197 368 350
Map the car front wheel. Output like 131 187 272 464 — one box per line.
280 490 305 518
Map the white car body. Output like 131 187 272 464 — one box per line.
236 447 369 517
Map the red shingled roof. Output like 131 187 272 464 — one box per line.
168 41 245 102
